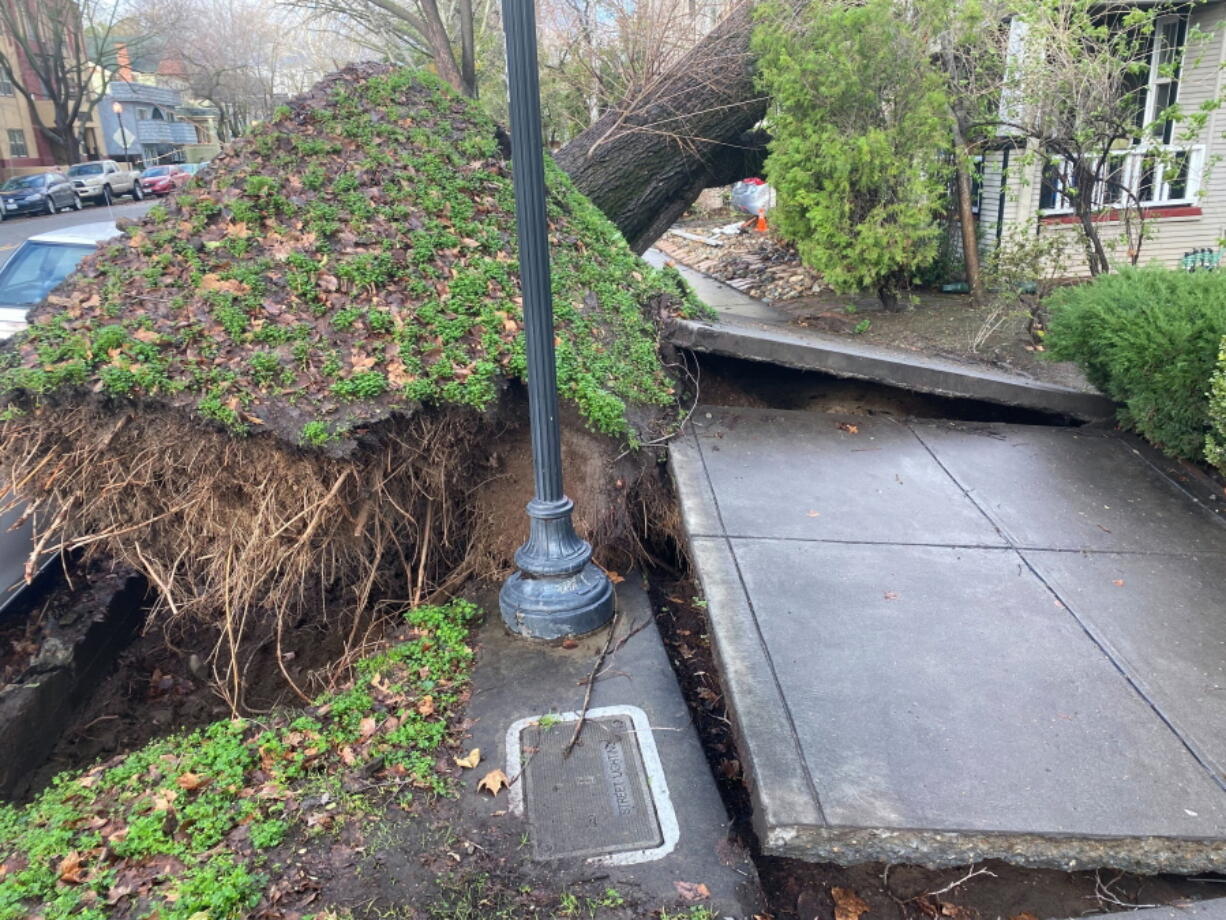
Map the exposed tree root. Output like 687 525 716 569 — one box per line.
0 396 679 711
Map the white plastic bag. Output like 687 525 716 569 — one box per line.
731 178 774 215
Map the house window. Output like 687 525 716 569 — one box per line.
1039 146 1202 214
0 73 12 96
1143 14 1186 144
137 107 150 120
7 129 28 158
970 155 984 215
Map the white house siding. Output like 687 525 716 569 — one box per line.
984 1 1226 275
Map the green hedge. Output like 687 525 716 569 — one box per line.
1206 338 1226 475
1046 267 1226 462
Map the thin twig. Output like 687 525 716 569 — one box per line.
924 865 996 899
562 606 620 759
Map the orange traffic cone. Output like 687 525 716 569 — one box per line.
754 208 768 233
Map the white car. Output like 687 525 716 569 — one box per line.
0 221 122 338
0 221 122 607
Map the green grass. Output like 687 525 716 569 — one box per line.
0 599 480 920
1 67 704 448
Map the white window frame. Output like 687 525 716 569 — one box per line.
1142 14 1183 132
1037 145 1203 216
6 129 27 158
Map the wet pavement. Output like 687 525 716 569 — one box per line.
671 406 1226 872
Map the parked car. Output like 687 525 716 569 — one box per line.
0 173 81 218
65 159 144 206
140 164 191 196
0 221 122 338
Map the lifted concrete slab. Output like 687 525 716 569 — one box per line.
671 406 1226 873
645 250 1116 422
670 316 1116 422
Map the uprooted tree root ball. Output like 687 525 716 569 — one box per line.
0 63 700 708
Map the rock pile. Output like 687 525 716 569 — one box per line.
655 223 825 302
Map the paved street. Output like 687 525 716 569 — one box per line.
672 406 1226 873
0 199 155 268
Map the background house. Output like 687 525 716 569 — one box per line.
977 4 1226 274
97 43 220 168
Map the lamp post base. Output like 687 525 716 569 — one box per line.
500 561 615 640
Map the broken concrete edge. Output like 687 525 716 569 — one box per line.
667 317 1118 422
1087 898 1226 919
670 413 1226 876
764 822 1226 875
0 572 148 798
667 433 825 843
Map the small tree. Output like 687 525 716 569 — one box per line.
754 0 953 309
0 0 121 164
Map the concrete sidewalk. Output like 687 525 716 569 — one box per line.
459 583 763 917
671 406 1226 873
646 249 1116 421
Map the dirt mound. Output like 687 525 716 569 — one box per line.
0 64 692 707
6 63 695 447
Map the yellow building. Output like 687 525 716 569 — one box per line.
0 30 104 180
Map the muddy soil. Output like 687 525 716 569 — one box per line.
694 352 1080 426
15 585 362 800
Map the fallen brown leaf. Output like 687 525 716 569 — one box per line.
57 852 85 884
416 695 436 717
199 273 248 295
832 886 870 920
674 881 710 901
477 768 509 796
454 748 481 769
176 772 209 791
838 422 860 434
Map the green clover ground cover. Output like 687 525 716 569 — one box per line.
0 600 479 920
0 65 704 448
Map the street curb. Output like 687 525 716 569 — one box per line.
668 428 825 851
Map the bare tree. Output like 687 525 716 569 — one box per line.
283 0 486 97
0 0 123 163
974 0 1220 275
132 0 366 140
537 0 720 141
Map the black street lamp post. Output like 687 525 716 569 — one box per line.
499 0 614 639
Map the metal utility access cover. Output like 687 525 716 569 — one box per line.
521 714 663 860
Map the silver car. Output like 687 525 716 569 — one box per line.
0 220 121 337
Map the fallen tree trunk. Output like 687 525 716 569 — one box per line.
556 1 769 253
